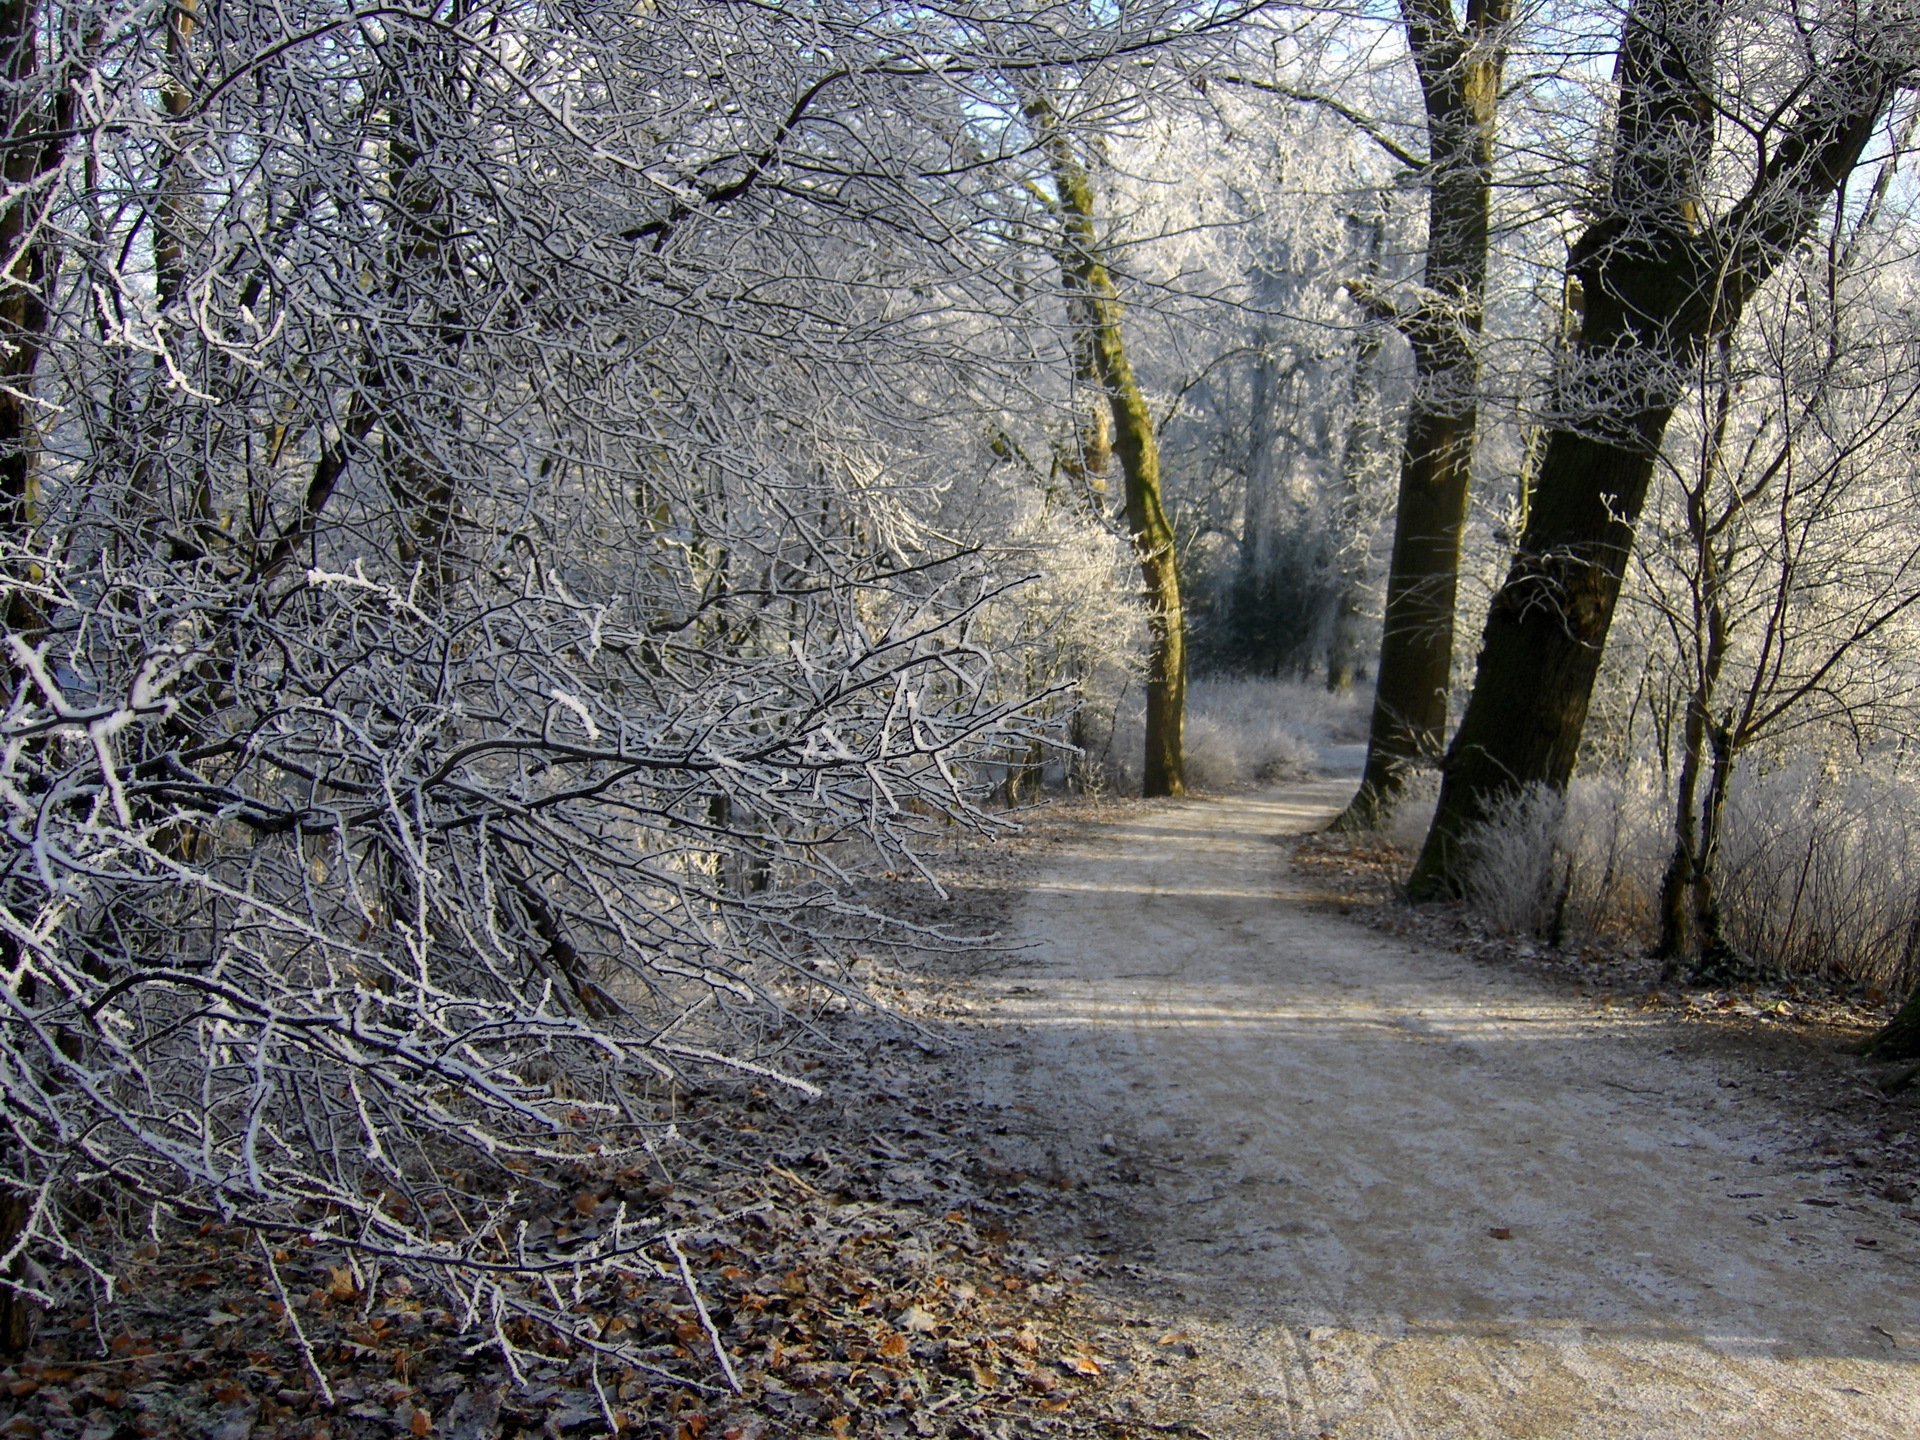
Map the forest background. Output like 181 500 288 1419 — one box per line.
3 0 1920 1420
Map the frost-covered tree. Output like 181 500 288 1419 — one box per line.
1640 197 1920 973
0 0 1256 1361
1413 0 1920 897
1092 75 1413 694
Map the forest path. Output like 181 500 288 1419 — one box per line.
957 779 1920 1438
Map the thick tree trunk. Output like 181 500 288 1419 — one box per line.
1407 412 1673 886
1340 403 1478 822
1409 3 1899 897
1035 101 1185 797
384 41 465 601
1863 986 1920 1063
1334 0 1507 829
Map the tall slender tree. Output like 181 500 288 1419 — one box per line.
1334 0 1512 828
1031 96 1188 797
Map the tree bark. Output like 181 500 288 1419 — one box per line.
1656 335 1735 970
1326 211 1387 695
383 29 466 600
1863 986 1920 1063
1035 102 1186 797
1335 0 1508 829
1410 3 1903 896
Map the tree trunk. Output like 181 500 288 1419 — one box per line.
0 0 77 1352
1409 4 1900 896
383 36 466 601
1656 692 1710 966
1334 0 1508 829
1035 101 1186 797
1657 336 1736 971
1326 211 1387 695
1863 985 1920 1062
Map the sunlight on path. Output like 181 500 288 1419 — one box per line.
969 780 1920 1439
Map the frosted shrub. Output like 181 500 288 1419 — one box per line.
1461 785 1568 936
1716 761 1920 990
1460 776 1667 943
1101 676 1356 793
1383 768 1442 851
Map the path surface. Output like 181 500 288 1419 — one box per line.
961 780 1920 1438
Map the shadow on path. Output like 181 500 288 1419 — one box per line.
956 779 1920 1438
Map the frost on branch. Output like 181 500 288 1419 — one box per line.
0 544 1021 1370
0 0 1234 1368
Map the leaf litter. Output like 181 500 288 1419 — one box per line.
0 810 1195 1440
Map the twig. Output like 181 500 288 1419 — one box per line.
258 1232 336 1406
1118 1421 1221 1439
589 1356 619 1433
768 1162 826 1197
665 1232 741 1394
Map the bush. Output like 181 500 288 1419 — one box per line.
1716 760 1920 992
1452 756 1920 994
1458 775 1667 944
1099 676 1366 793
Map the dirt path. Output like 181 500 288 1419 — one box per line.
956 780 1920 1438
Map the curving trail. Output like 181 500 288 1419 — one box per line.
964 779 1920 1438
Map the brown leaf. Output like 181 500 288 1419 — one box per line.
1487 1227 1512 1240
1060 1348 1102 1376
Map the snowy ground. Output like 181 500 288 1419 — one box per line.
945 777 1920 1438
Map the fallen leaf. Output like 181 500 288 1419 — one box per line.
1488 1227 1512 1240
897 1306 938 1334
1060 1348 1102 1376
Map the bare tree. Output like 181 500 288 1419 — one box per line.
1334 0 1515 828
0 0 1255 1365
1643 229 1920 972
1411 0 1920 897
1028 91 1190 796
